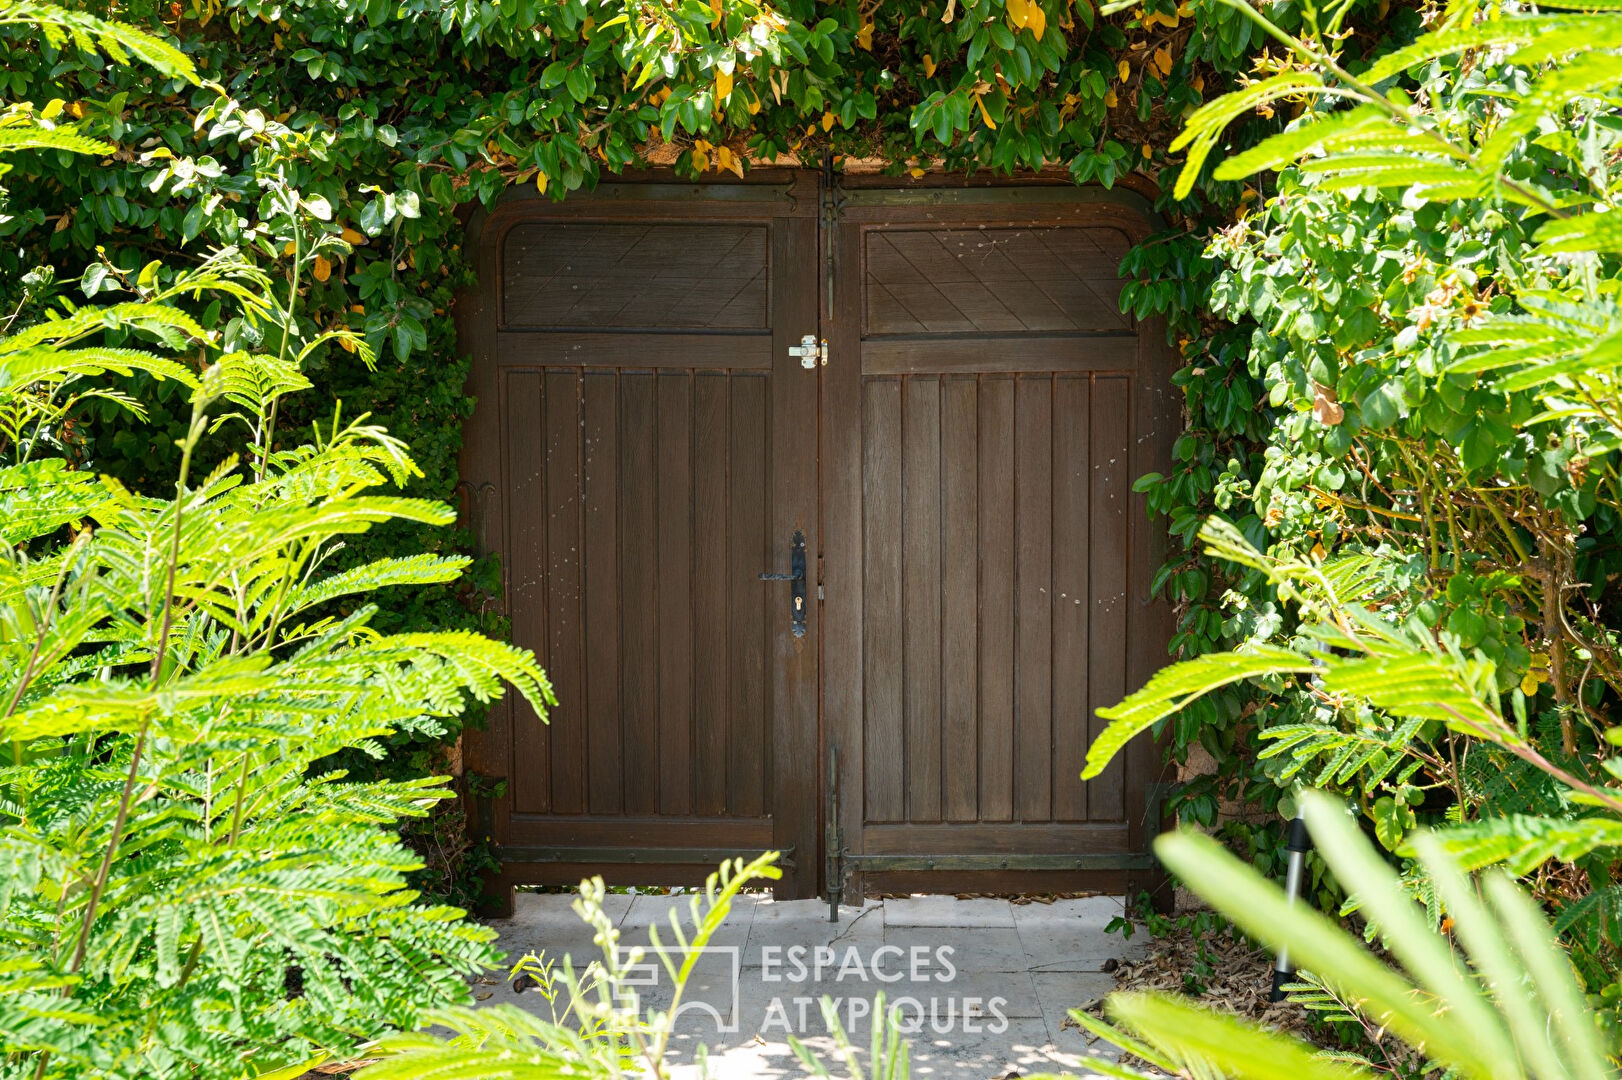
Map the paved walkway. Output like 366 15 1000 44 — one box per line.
479 893 1142 1077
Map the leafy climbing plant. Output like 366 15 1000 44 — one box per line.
0 6 553 1077
1091 0 1622 1041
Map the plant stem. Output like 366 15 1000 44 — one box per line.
59 386 206 1005
66 721 149 976
1 530 90 737
258 200 303 485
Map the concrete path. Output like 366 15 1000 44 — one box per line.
479 893 1143 1078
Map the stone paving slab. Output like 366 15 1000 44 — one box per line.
480 891 1133 1077
883 895 1015 928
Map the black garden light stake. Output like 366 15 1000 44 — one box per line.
1270 815 1312 1002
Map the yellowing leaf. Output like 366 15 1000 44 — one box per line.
746 95 761 115
41 98 64 120
66 101 85 119
908 166 926 178
338 335 356 353
341 227 364 244
1141 142 1153 159
922 53 937 77
1104 88 1118 108
350 304 366 314
709 0 723 24
856 20 874 49
536 170 549 194
1006 0 1030 27
1117 58 1131 82
974 93 997 129
1153 46 1173 75
942 0 957 22
283 241 297 256
313 256 332 282
1311 382 1343 426
1520 672 1539 696
717 145 745 178
715 67 733 101
1028 2 1045 38
821 111 836 132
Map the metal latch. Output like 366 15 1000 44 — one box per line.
758 529 808 638
788 334 827 369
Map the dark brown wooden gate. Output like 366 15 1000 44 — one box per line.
459 175 1172 912
458 176 822 905
821 183 1176 903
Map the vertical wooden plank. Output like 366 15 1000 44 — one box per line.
769 203 821 898
1088 376 1131 822
458 242 515 890
506 371 550 815
1014 376 1054 822
1126 322 1180 901
940 375 980 823
978 375 1015 822
1051 375 1090 821
657 372 694 816
821 210 867 897
545 369 586 814
901 376 942 823
619 372 658 814
582 372 622 814
693 373 731 816
862 378 904 823
728 374 768 817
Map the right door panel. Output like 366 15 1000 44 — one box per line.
821 187 1177 898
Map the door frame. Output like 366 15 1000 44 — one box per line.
456 172 1176 912
817 178 1178 905
456 171 823 909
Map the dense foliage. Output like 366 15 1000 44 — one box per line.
0 9 553 1077
1082 792 1614 1080
0 0 1350 894
1090 0 1622 1050
13 0 1622 1071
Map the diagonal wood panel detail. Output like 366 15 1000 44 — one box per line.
503 222 770 329
863 227 1132 335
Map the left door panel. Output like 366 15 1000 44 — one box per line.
458 177 822 908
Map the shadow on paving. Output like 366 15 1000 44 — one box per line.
478 893 1145 1078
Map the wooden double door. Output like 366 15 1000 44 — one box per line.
458 173 1174 911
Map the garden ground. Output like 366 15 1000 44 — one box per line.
479 894 1143 1077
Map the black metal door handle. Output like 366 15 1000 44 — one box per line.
758 529 807 637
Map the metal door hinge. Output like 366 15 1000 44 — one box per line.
789 334 827 369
